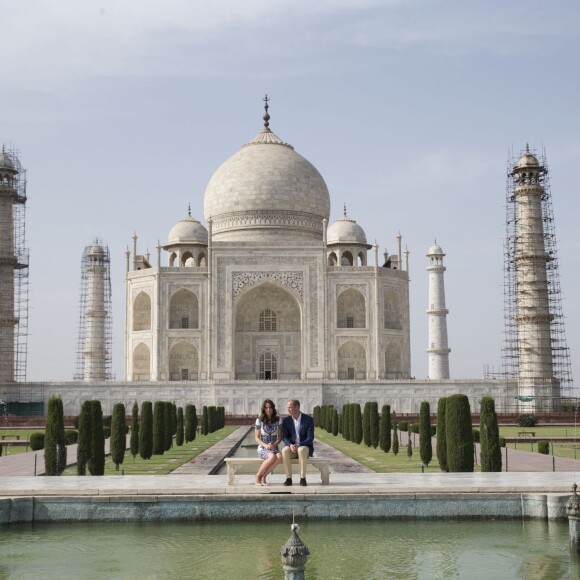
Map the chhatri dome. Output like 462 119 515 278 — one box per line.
327 205 370 246
203 96 331 241
167 208 208 246
515 144 540 169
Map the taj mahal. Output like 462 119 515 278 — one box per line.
0 99 572 415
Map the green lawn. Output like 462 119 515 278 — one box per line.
0 429 40 455
315 430 440 473
497 425 580 438
62 426 238 476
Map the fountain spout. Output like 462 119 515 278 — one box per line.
280 522 310 580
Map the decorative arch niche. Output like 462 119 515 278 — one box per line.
133 292 151 331
337 340 366 380
337 288 366 328
169 341 199 381
132 342 150 381
169 289 199 329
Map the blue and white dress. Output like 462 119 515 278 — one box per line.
255 417 281 460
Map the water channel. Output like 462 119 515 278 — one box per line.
0 519 577 579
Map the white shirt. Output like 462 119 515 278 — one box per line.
293 413 302 445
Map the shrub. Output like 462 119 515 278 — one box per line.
208 406 217 434
392 411 399 456
164 401 173 450
130 401 139 460
472 429 480 443
202 406 209 436
171 403 178 435
176 407 184 446
431 425 437 437
185 404 197 443
445 394 474 472
110 403 126 471
436 397 448 472
139 401 153 460
44 395 67 476
88 400 105 476
103 427 111 439
538 440 550 455
419 401 433 467
370 403 380 449
410 422 420 434
517 414 538 428
217 406 225 429
30 431 45 451
342 405 351 441
103 415 112 428
479 397 502 472
73 415 79 429
77 401 92 475
332 409 339 436
499 436 506 448
313 406 321 427
407 436 413 458
379 405 391 453
64 429 78 445
153 401 165 455
353 403 363 445
398 421 408 433
362 402 371 446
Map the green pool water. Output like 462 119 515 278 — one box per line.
0 519 577 579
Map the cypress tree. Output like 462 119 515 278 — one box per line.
328 406 335 433
176 407 184 446
332 408 339 436
171 402 177 435
164 401 173 451
342 404 350 441
436 397 448 472
392 411 399 456
153 401 165 455
407 434 413 458
370 402 380 449
480 396 502 472
88 400 105 476
45 395 67 476
379 405 391 452
77 400 92 475
110 403 126 471
353 403 363 445
362 402 371 447
130 401 139 460
350 403 356 442
201 406 209 435
208 406 217 433
419 401 433 467
185 404 197 443
445 394 474 472
218 406 225 429
313 406 320 427
139 401 153 460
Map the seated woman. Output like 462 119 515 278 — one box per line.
254 399 282 486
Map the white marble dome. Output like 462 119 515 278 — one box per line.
515 146 540 169
203 126 330 241
167 215 208 246
0 150 15 171
327 211 369 246
427 241 444 256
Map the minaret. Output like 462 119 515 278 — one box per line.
427 240 450 379
0 148 27 383
510 147 558 405
76 240 112 381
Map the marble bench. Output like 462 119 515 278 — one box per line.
224 457 331 486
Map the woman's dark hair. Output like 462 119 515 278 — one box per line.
260 399 279 424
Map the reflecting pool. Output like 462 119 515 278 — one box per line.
0 519 577 579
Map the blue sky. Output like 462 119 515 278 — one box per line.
1 0 579 390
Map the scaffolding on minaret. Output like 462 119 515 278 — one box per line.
0 146 29 387
502 146 574 405
74 240 113 381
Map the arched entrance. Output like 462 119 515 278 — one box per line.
234 282 301 380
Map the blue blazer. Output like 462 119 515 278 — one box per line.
282 413 314 457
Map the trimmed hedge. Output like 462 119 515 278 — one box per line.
445 394 474 472
353 403 363 445
64 429 78 445
410 422 420 434
379 405 391 453
538 440 550 455
110 403 126 470
392 411 399 456
436 397 448 472
153 401 165 455
419 401 433 467
472 429 480 443
398 421 408 433
88 400 105 476
45 395 67 476
130 401 139 459
517 414 538 427
480 396 502 472
176 407 184 446
185 404 197 443
139 401 153 460
30 431 45 451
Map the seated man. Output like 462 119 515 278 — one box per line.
281 399 314 486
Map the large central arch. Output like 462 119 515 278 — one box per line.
234 282 302 380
